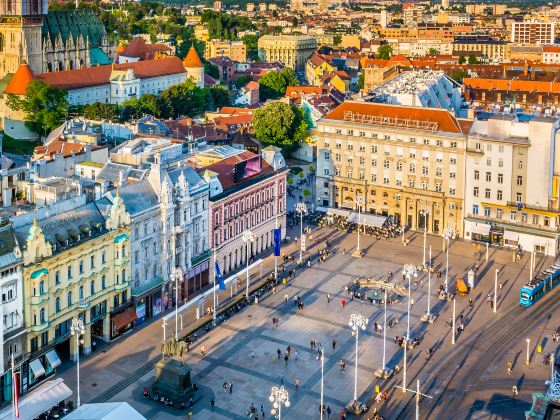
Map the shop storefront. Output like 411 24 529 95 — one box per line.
131 277 163 324
186 260 209 299
468 221 491 243
110 307 137 339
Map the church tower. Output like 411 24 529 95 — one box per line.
0 0 47 78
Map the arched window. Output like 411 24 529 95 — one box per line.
68 291 72 307
79 285 84 299
121 269 126 283
101 275 106 290
39 280 44 294
58 61 63 71
90 280 95 296
122 244 126 257
40 308 45 324
55 297 60 312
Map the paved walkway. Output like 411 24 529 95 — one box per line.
53 221 557 419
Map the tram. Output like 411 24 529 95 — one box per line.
520 260 560 306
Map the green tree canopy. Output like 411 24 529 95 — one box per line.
458 55 466 64
207 86 231 111
467 54 479 65
6 80 68 138
253 102 308 155
259 68 299 101
83 102 118 121
158 80 207 119
377 44 393 60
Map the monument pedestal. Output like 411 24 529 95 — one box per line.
151 357 196 405
352 249 363 258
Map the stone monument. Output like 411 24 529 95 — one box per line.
151 337 196 404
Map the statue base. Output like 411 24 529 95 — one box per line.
151 357 196 404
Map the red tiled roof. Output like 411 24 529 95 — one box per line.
388 55 412 65
4 62 34 95
200 151 274 191
464 77 560 93
360 58 391 69
33 140 86 160
217 107 255 115
213 114 253 126
543 46 560 53
245 81 259 91
184 46 204 68
322 101 464 134
119 37 171 60
286 86 324 97
37 57 185 90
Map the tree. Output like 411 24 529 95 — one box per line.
302 189 311 197
83 102 117 121
428 48 439 55
253 102 308 155
205 62 219 79
467 54 479 65
234 75 253 89
357 73 365 90
208 86 231 110
458 55 466 64
450 69 468 83
377 44 393 60
158 80 207 119
259 68 299 101
6 80 68 138
333 35 342 45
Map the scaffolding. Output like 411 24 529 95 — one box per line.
343 111 439 132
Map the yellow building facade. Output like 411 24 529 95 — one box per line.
18 196 131 389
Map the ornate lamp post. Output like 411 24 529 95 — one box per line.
349 313 367 401
443 227 454 294
353 196 364 257
296 202 307 263
171 266 184 340
269 385 290 419
402 264 418 393
242 230 255 298
70 318 85 407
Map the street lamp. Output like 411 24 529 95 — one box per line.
242 230 255 299
443 227 453 294
526 338 531 365
296 202 307 263
349 313 367 401
171 266 184 340
320 350 325 420
70 317 85 408
494 268 499 314
269 385 290 419
353 196 364 258
402 264 417 394
420 209 429 267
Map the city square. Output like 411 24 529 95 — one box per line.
53 220 559 419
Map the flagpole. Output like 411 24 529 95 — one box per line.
213 249 217 325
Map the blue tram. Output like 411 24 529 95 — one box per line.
520 260 560 306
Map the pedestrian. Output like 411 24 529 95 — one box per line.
375 392 382 404
284 353 289 366
382 392 388 401
201 345 206 356
223 380 228 391
508 361 513 375
92 340 97 351
189 398 194 409
512 385 518 397
341 298 346 308
229 381 233 393
261 405 265 417
287 345 291 356
327 293 331 303
311 339 315 349
251 351 255 359
295 376 300 390
211 398 215 411
285 293 289 302
280 372 284 386
469 298 474 308
333 339 336 350
327 405 331 418
499 282 503 290
295 349 298 360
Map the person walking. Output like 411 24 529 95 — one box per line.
327 405 331 418
469 298 474 308
251 351 255 359
512 385 518 397
508 361 513 375
280 372 284 386
327 293 331 303
211 398 215 411
295 376 300 390
287 345 291 356
341 298 346 308
294 349 298 360
285 293 289 302
229 381 233 394
284 353 289 366
201 345 206 356
332 339 337 350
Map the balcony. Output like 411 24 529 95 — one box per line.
466 213 560 233
115 277 131 291
78 299 90 309
191 249 211 267
506 201 560 214
29 321 50 333
30 294 49 306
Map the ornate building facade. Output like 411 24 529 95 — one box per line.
0 3 114 79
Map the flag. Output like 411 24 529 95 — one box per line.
11 354 19 418
215 261 226 290
273 228 281 257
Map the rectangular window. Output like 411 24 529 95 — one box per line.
516 192 522 202
510 211 517 221
55 271 60 285
484 207 491 217
473 187 479 197
335 153 340 162
396 162 402 171
486 144 492 151
324 151 330 160
67 266 72 279
518 161 523 169
449 171 456 179
498 159 503 168
435 183 442 192
372 159 377 167
486 172 491 182
449 186 456 195
474 170 479 180
383 176 389 184
544 216 550 227
359 156 365 165
521 212 528 223
450 141 457 148
485 188 491 199
497 173 503 184
436 140 443 147
473 204 479 215
487 158 492 166
371 145 377 153
497 190 503 200
384 160 390 169
533 215 539 225
517 176 523 186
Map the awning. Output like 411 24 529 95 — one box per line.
326 208 351 217
112 308 137 330
469 223 491 236
347 212 387 227
504 230 519 242
315 206 328 213
29 358 45 377
45 349 61 369
0 378 72 420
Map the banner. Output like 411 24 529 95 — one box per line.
273 228 281 256
215 261 226 290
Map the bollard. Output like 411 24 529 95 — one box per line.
538 344 543 354
375 385 380 393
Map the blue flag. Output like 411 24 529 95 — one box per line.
215 261 226 290
274 228 281 257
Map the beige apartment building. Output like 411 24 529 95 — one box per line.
205 39 247 62
258 35 317 72
315 101 470 236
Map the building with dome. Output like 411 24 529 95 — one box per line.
183 46 205 88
